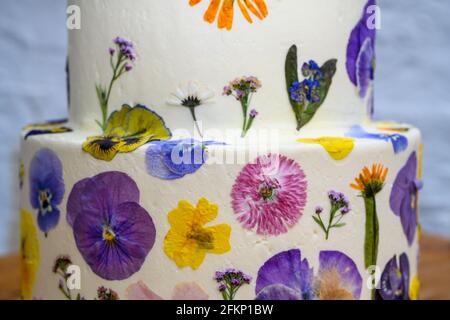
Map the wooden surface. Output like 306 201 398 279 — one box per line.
0 234 449 300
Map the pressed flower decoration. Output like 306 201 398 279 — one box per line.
375 253 413 300
376 121 411 133
67 171 156 280
189 0 268 31
20 209 40 300
313 191 352 240
23 119 72 140
347 0 376 102
351 163 388 299
126 281 209 300
146 139 223 180
231 154 307 236
298 137 355 161
164 197 231 270
285 45 337 131
346 125 408 154
390 152 423 245
97 287 120 300
255 249 362 300
83 104 172 161
86 37 172 161
96 37 136 131
53 255 84 300
223 76 261 137
167 81 214 137
214 268 252 300
29 148 65 236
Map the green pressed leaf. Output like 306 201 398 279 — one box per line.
312 216 327 232
332 223 347 228
285 45 303 127
296 59 338 130
284 45 337 131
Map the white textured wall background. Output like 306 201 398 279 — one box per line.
0 0 449 254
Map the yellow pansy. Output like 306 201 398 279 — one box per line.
298 137 355 161
409 275 420 300
23 119 72 140
189 0 268 30
20 209 40 300
164 198 231 269
82 104 172 161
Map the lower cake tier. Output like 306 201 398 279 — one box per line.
19 125 422 300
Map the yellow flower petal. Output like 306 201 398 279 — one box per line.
205 224 232 254
20 209 40 300
164 198 231 270
409 275 420 300
105 104 131 136
299 137 355 161
82 136 124 161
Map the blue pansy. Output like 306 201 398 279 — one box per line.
146 139 223 180
346 125 408 154
29 148 65 236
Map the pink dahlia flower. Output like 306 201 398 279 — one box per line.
231 154 307 236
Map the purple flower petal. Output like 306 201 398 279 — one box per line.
37 207 60 235
67 172 140 227
390 152 418 245
73 201 155 280
376 254 410 300
318 251 363 300
356 38 374 98
255 249 313 299
146 142 184 180
346 0 377 86
346 125 408 154
255 284 303 301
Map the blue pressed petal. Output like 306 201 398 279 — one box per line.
256 249 312 295
399 253 410 300
389 134 408 154
255 284 303 301
162 140 207 175
356 38 374 98
145 141 185 180
37 207 60 235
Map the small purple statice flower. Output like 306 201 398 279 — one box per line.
214 268 252 300
313 190 352 240
223 76 261 137
97 286 120 300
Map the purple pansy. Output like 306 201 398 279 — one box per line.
376 254 410 300
346 125 408 154
390 152 422 245
255 249 362 300
346 0 377 99
146 139 223 180
67 171 155 280
29 148 65 236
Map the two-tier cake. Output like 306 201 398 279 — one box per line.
19 0 422 300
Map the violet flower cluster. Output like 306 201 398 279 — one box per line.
223 76 261 137
313 191 352 240
97 286 120 300
96 37 136 131
214 268 252 300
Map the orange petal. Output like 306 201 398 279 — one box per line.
189 0 203 6
362 167 371 181
381 167 389 182
253 0 268 17
238 0 253 23
218 0 234 30
244 0 263 20
204 0 221 24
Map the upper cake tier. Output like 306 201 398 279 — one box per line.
68 0 376 135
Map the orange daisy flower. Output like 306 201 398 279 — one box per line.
189 0 268 30
351 164 388 197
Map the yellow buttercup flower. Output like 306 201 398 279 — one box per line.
164 198 231 269
298 137 355 161
83 104 172 161
20 209 40 300
189 0 268 30
409 275 420 300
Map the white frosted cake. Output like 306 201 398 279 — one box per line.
19 0 422 300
